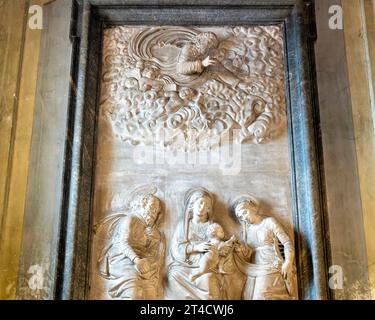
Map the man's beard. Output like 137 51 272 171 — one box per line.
196 44 209 56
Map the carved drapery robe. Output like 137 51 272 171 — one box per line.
98 214 165 299
176 43 205 75
176 43 240 88
237 217 295 300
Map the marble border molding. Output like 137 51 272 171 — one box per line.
56 0 331 300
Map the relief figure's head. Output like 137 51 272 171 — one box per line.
207 223 225 241
193 32 219 56
142 66 158 80
124 77 139 90
179 87 196 100
132 194 161 226
232 195 261 225
185 188 213 223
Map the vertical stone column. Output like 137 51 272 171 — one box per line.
342 0 375 299
315 0 371 299
13 0 73 299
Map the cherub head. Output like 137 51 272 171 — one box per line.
124 77 139 90
142 67 158 80
179 87 197 100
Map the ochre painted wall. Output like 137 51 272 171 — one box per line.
0 0 28 299
0 0 47 300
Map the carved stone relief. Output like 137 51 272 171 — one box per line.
93 187 296 300
89 25 297 300
100 26 286 149
94 187 165 299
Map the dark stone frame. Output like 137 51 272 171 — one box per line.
57 0 331 300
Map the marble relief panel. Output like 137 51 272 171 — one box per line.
89 25 298 300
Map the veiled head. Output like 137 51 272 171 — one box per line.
185 188 213 222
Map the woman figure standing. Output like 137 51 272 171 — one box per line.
232 195 296 300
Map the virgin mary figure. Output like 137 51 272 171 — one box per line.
167 188 244 300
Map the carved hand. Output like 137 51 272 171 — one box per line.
134 257 151 274
248 121 267 143
193 242 212 253
281 261 293 278
202 56 217 67
227 235 237 245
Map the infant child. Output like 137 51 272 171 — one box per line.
190 223 237 282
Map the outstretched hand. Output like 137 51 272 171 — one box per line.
281 261 293 278
194 242 212 253
202 56 217 67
